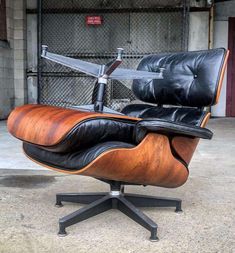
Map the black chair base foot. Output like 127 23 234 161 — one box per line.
58 232 67 237
55 182 182 241
149 236 159 242
58 227 67 237
149 228 159 242
55 203 63 208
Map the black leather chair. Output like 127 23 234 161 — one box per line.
8 48 229 241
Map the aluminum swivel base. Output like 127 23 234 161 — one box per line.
55 181 182 241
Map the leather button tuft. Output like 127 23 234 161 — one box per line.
194 74 198 79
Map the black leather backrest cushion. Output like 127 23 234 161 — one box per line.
132 48 226 107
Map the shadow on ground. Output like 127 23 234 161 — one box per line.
0 175 56 188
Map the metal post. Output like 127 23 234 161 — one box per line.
93 48 123 112
94 78 107 112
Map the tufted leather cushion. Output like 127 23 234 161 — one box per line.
132 48 226 107
122 104 207 126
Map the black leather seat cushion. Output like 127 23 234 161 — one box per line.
132 48 226 107
42 118 136 153
23 141 135 171
122 104 207 126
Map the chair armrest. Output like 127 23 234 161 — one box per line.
135 118 213 143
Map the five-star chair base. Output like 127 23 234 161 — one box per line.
55 181 182 241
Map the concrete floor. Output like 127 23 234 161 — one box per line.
0 119 235 253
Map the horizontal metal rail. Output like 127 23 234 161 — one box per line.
27 7 189 14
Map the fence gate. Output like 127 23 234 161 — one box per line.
38 0 190 111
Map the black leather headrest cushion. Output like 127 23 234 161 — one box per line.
132 48 227 107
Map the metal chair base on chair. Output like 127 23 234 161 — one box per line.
55 181 182 241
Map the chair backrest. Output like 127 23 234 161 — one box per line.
132 48 229 107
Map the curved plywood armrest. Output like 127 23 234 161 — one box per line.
135 118 213 143
7 104 139 147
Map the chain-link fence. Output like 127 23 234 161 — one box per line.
38 0 190 111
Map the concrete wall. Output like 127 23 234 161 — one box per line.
0 0 27 119
212 1 235 116
188 11 209 51
215 1 235 21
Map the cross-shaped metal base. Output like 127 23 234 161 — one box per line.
55 181 182 241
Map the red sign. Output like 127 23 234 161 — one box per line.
86 16 103 25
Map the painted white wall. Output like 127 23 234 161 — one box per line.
211 21 228 117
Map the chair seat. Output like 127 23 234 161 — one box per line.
23 141 135 171
7 104 138 153
122 104 207 126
